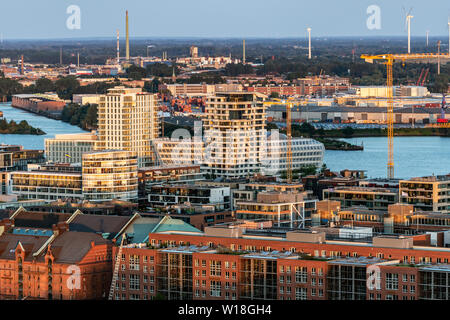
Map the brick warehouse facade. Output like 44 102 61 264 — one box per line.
110 226 450 300
0 231 112 300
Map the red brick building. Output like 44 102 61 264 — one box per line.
111 224 450 300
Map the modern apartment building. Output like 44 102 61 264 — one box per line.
96 86 159 167
11 151 139 202
82 150 138 202
235 191 316 228
11 170 83 201
399 175 450 213
138 165 204 206
202 92 266 179
45 132 97 164
264 134 324 176
146 184 231 212
323 186 398 211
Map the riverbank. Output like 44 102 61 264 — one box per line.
0 118 45 135
316 127 450 138
317 138 363 151
0 103 84 149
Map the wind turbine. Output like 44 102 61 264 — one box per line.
403 7 414 53
448 17 450 55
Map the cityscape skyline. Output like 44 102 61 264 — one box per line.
0 0 449 39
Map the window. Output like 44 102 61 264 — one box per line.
295 287 307 300
385 273 398 290
410 275 416 283
410 285 415 294
210 281 221 297
210 261 222 277
295 267 307 283
129 255 140 271
403 274 408 282
129 274 140 290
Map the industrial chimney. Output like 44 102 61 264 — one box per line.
116 29 120 64
243 39 246 64
126 10 130 61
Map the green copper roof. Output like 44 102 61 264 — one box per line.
119 216 201 244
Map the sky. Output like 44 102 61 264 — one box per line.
0 0 449 40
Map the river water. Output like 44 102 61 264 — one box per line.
0 103 85 149
0 102 448 179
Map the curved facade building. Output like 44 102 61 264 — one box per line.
82 150 138 202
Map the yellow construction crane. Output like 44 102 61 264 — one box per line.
263 98 297 183
360 52 450 179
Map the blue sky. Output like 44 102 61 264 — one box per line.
0 0 449 39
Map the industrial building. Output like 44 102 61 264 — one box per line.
266 105 450 124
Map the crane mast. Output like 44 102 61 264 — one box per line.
263 99 294 183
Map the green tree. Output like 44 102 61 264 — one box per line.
35 78 55 93
54 76 80 100
269 92 280 99
342 126 355 138
126 65 147 80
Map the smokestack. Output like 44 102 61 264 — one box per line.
77 52 80 67
307 28 312 59
21 55 24 75
243 39 246 64
126 10 130 60
60 47 62 65
116 29 120 64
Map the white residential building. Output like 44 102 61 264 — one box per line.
96 86 159 167
45 132 97 164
